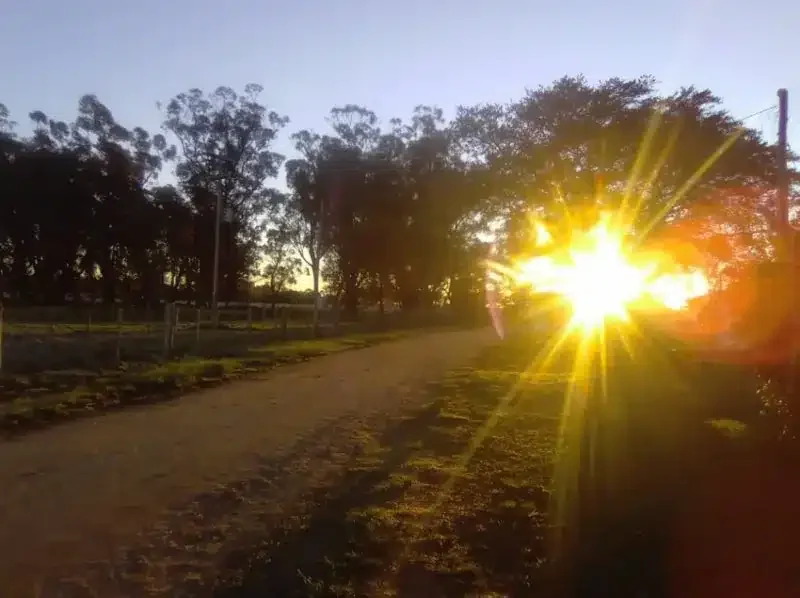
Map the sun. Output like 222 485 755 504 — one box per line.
558 230 649 328
508 214 709 332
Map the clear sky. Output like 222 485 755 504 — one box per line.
2 0 797 171
2 0 797 287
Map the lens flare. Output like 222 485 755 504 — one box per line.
508 215 710 331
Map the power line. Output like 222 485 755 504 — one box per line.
739 105 777 122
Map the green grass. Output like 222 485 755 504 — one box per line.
213 332 568 597
3 319 309 335
0 330 426 436
211 326 774 598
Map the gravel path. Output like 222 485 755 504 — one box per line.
0 328 494 597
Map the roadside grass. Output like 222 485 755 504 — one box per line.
213 332 571 597
211 324 777 598
0 329 429 436
3 319 311 335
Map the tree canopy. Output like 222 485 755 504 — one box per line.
0 75 791 315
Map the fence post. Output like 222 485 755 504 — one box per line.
280 306 288 340
195 307 202 351
247 306 253 332
115 307 123 366
171 305 180 352
162 302 173 360
86 308 93 335
332 303 340 335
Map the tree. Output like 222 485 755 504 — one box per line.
262 224 303 314
454 75 779 258
0 96 173 304
284 128 344 329
0 73 792 326
161 85 288 308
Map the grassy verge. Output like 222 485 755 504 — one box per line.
210 325 781 598
213 331 569 597
3 319 313 335
0 329 430 437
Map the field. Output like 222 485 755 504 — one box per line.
210 326 800 597
0 303 456 435
3 322 800 596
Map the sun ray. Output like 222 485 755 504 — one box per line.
620 106 666 218
628 122 683 232
638 129 744 240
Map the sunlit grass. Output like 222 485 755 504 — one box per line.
0 329 428 434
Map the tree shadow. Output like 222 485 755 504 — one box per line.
213 364 563 597
212 330 792 598
561 331 774 598
213 399 448 597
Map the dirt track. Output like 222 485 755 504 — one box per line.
0 328 494 597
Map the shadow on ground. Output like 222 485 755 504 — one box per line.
213 335 561 597
212 327 800 598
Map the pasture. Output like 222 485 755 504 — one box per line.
0 303 455 435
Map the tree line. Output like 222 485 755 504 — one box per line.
0 75 787 320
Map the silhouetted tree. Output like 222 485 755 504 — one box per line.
262 222 303 314
0 74 791 322
161 84 288 304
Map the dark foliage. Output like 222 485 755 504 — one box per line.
0 75 788 317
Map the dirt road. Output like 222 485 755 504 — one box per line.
0 328 494 597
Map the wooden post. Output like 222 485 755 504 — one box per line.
777 89 789 239
195 307 202 350
86 308 92 335
280 306 288 340
332 303 340 334
776 89 797 400
171 305 180 352
162 302 172 359
115 307 123 366
247 306 253 332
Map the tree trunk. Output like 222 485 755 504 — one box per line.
342 268 359 320
312 262 321 336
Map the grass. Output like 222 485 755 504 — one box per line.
1 311 456 373
213 331 569 597
0 329 429 436
210 324 787 598
3 320 309 335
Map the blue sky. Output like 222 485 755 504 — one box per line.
2 0 797 191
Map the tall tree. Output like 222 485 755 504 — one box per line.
0 73 791 319
261 223 303 314
161 84 288 307
284 128 349 327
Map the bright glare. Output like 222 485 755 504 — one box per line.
511 215 710 330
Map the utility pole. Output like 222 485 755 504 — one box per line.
776 89 795 396
777 89 789 238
